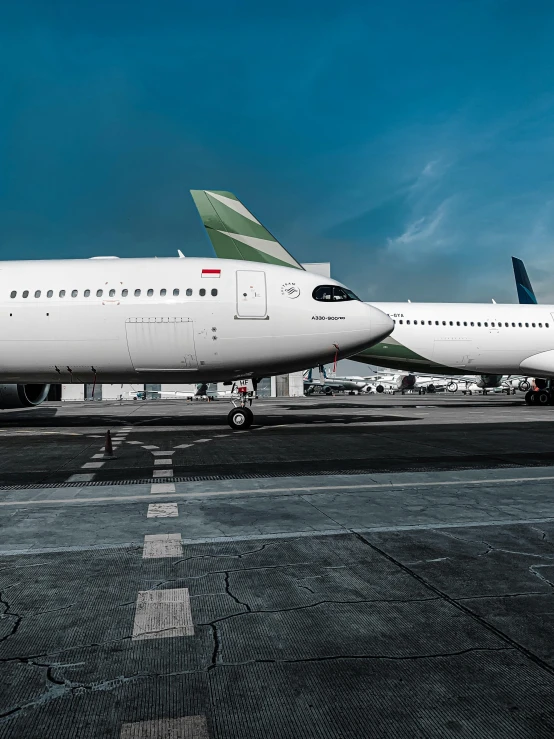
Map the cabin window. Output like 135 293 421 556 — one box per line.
109 289 115 297
84 289 90 297
211 289 218 296
442 321 446 325
414 320 418 325
147 289 153 296
186 288 192 296
47 290 53 298
22 291 29 298
477 322 481 326
532 323 536 327
96 289 103 297
199 288 206 297
449 321 453 326
435 321 439 325
134 289 141 297
491 322 495 327
470 322 474 326
399 320 403 324
518 322 522 327
71 290 78 297
539 323 543 328
406 320 410 325
160 289 166 296
525 323 529 327
122 289 128 297
511 322 515 327
34 290 41 298
59 290 66 298
173 288 180 296
546 323 550 328
463 322 467 326
10 291 16 298
456 321 460 326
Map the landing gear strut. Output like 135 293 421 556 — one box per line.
227 379 257 429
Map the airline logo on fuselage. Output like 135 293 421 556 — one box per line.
281 282 300 299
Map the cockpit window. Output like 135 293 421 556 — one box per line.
312 285 360 302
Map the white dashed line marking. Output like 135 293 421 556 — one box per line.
194 439 212 443
127 441 143 445
147 503 179 518
174 443 193 449
81 462 104 469
132 588 194 640
142 533 183 558
154 458 173 466
153 469 173 477
92 454 105 459
151 451 175 456
150 482 176 494
120 715 208 738
67 473 95 482
142 445 159 450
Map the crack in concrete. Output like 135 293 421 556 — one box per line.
352 531 554 678
529 564 554 589
224 571 251 613
172 542 273 568
0 591 22 645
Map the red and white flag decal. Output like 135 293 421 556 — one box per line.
201 269 221 278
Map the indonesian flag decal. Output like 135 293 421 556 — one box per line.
202 268 221 278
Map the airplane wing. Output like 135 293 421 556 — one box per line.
190 190 303 269
512 256 538 304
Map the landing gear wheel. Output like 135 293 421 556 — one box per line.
525 390 537 406
228 407 253 430
538 391 551 406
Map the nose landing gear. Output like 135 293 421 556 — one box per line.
227 379 257 429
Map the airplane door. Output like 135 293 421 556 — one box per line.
125 317 198 371
236 270 267 318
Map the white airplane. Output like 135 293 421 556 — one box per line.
304 366 367 395
0 250 392 428
191 190 554 408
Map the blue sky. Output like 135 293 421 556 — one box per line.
3 0 554 318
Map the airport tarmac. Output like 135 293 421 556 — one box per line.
2 395 554 737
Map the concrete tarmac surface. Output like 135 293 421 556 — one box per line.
2 395 554 737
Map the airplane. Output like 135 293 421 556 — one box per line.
0 196 394 430
190 191 554 408
303 366 367 395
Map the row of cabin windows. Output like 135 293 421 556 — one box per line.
9 288 218 299
395 319 550 329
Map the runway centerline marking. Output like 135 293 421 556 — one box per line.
152 450 175 456
81 462 104 469
150 482 176 494
143 533 183 558
153 469 173 478
154 458 173 466
132 588 194 639
120 715 209 739
147 502 179 518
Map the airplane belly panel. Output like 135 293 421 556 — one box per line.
125 317 198 371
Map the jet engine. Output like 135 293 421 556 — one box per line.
396 374 416 390
0 384 51 409
475 374 503 389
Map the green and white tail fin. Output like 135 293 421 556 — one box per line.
190 190 303 270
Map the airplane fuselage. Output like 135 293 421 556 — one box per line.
354 302 554 377
0 257 392 384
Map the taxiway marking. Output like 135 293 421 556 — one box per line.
120 715 208 739
153 469 173 477
150 482 176 494
154 458 173 466
132 588 194 640
142 533 182 558
147 502 179 518
81 461 104 469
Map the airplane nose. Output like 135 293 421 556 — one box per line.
368 306 394 345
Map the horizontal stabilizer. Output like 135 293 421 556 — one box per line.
191 190 303 270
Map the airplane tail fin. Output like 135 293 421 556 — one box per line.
512 257 538 304
190 190 303 270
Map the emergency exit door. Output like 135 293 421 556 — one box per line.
236 270 267 318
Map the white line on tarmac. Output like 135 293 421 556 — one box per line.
174 444 193 449
132 588 194 640
150 482 176 494
2 471 554 508
147 502 179 518
142 445 159 450
92 454 104 459
154 458 173 466
142 533 183 558
67 473 95 482
151 450 175 456
120 715 209 739
153 469 173 477
194 439 211 443
81 462 104 469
